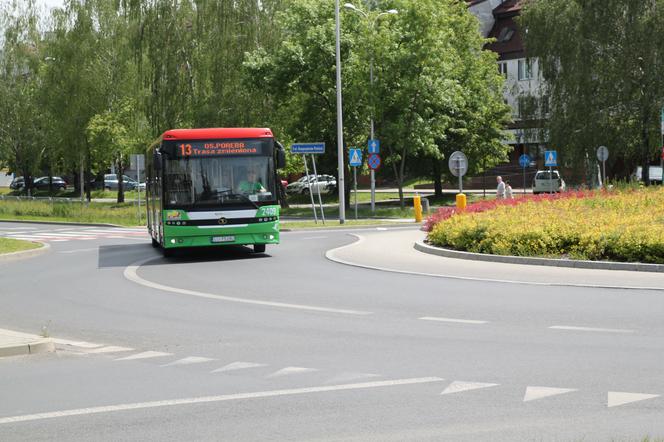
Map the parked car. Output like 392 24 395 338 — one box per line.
33 176 67 191
103 174 139 190
286 174 337 195
532 170 565 194
631 166 663 184
9 176 24 190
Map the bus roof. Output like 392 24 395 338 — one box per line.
161 128 273 140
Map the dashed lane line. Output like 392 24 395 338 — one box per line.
0 377 445 425
549 325 635 334
419 316 488 325
124 257 373 316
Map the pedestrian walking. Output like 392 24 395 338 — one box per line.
496 176 505 199
505 180 514 199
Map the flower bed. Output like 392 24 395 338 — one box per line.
426 188 664 264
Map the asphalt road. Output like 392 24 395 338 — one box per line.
0 221 663 441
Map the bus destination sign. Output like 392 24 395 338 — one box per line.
165 139 270 157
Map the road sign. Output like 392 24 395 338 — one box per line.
368 139 380 154
448 151 468 177
291 143 325 154
544 150 557 167
349 148 362 167
597 146 609 162
130 154 144 171
368 153 381 170
519 154 531 168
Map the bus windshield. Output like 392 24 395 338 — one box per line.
164 155 276 209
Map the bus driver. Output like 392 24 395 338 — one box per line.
238 167 266 194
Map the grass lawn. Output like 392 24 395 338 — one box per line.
0 200 145 226
282 219 413 229
4 188 142 199
0 237 42 254
282 204 414 219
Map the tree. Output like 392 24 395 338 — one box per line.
0 0 47 195
521 0 664 184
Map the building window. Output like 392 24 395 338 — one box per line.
497 27 515 43
518 58 533 81
498 62 508 77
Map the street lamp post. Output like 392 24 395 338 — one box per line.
335 0 346 224
343 4 397 214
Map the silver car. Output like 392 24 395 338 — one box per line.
532 170 565 194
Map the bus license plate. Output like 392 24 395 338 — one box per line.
212 235 235 243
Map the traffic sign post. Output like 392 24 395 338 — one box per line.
293 143 327 223
131 154 144 224
349 148 362 219
368 140 379 214
661 107 664 184
519 154 531 196
544 150 558 194
597 146 609 188
448 151 468 209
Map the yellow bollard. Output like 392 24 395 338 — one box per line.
413 194 423 222
456 193 467 211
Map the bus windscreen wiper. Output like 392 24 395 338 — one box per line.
227 192 259 209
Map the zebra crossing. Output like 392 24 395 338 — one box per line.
51 337 663 409
0 226 147 242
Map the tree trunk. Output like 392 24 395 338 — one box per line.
85 147 92 202
433 161 442 197
117 159 125 204
398 146 407 210
641 110 651 186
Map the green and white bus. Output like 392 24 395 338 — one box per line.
146 127 286 256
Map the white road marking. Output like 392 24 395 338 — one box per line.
607 391 660 408
0 227 37 230
301 236 328 240
441 381 498 395
376 227 388 231
325 234 664 291
211 362 267 373
549 325 635 334
52 339 104 349
51 239 69 242
86 346 135 354
59 248 98 254
115 351 173 361
523 386 577 402
324 372 380 384
0 377 445 425
162 357 216 367
419 316 488 325
267 366 318 378
124 258 373 316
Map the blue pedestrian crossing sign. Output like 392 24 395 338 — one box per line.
544 150 557 167
519 154 531 168
349 148 362 167
368 139 380 154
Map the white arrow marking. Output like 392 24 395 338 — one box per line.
607 392 660 408
441 381 499 395
267 367 318 378
324 372 380 384
115 351 173 361
211 362 267 373
523 386 577 402
162 357 216 367
86 346 134 354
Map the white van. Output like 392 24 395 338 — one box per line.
632 166 663 184
532 170 565 194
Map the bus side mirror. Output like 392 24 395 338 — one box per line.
275 142 286 169
154 151 162 171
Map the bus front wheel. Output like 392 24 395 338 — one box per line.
151 237 159 248
253 244 266 253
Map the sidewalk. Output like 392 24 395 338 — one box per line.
0 328 54 358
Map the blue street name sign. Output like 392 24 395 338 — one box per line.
291 143 325 154
349 148 362 167
368 139 380 154
544 150 558 167
519 154 531 168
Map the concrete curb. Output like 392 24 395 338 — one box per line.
0 242 50 263
0 338 55 358
414 240 664 273
0 219 128 228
